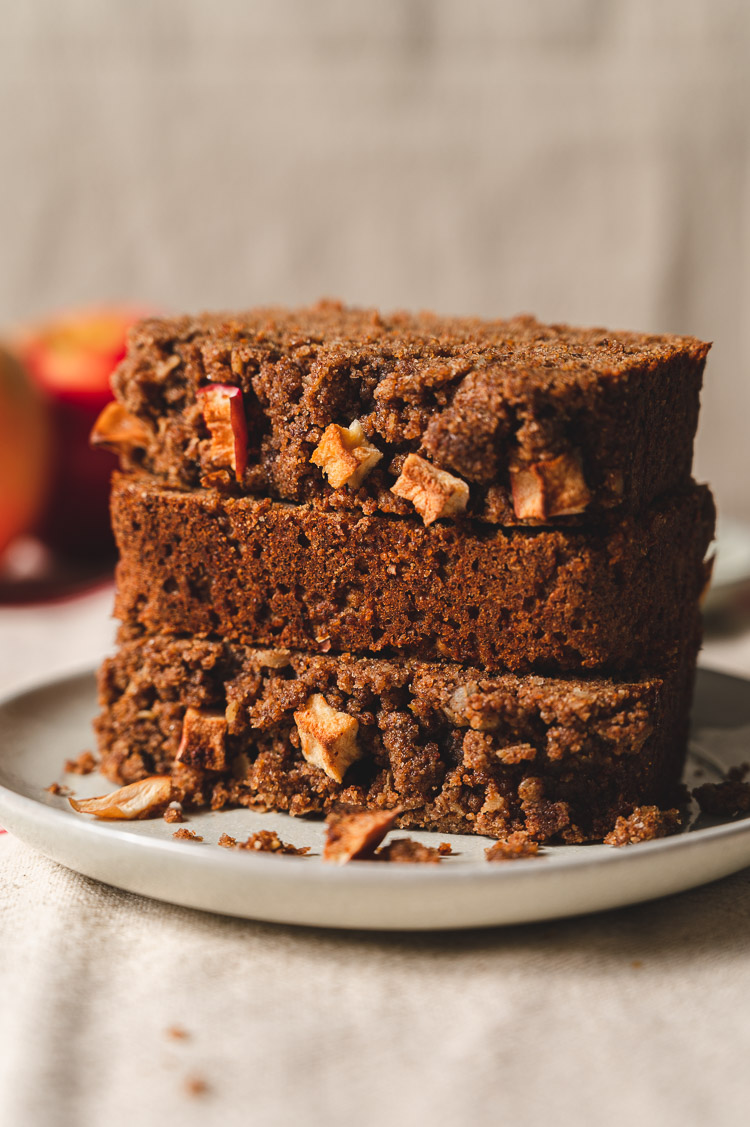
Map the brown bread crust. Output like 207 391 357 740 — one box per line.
110 301 709 526
95 633 698 843
111 473 714 675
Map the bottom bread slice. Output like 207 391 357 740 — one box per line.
95 633 697 843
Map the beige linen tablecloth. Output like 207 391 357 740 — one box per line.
1 589 750 1127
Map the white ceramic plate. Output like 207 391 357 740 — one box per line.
1 666 749 931
705 516 750 610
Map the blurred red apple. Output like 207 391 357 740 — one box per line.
0 345 51 558
11 307 149 562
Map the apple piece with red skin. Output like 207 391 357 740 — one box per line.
0 345 51 559
197 384 248 481
11 307 151 561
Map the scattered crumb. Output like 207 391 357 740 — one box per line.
63 750 98 775
323 804 400 863
560 824 587 844
604 805 681 847
218 830 309 855
485 832 540 861
693 763 750 819
163 804 184 824
631 960 643 970
166 1025 189 1041
172 828 203 842
46 782 73 797
185 1075 209 1098
376 838 452 863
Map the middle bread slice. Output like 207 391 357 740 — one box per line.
112 473 714 675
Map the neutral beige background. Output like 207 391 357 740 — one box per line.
1 0 748 518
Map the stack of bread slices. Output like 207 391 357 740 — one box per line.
90 301 714 845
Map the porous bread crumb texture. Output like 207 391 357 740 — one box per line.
64 750 98 775
217 830 309 855
376 838 452 863
485 832 540 861
94 633 697 844
110 301 709 526
603 805 681 846
111 474 714 675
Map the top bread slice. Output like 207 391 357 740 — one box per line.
100 300 710 527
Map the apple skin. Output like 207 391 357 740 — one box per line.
196 384 249 480
12 307 150 561
0 345 51 558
